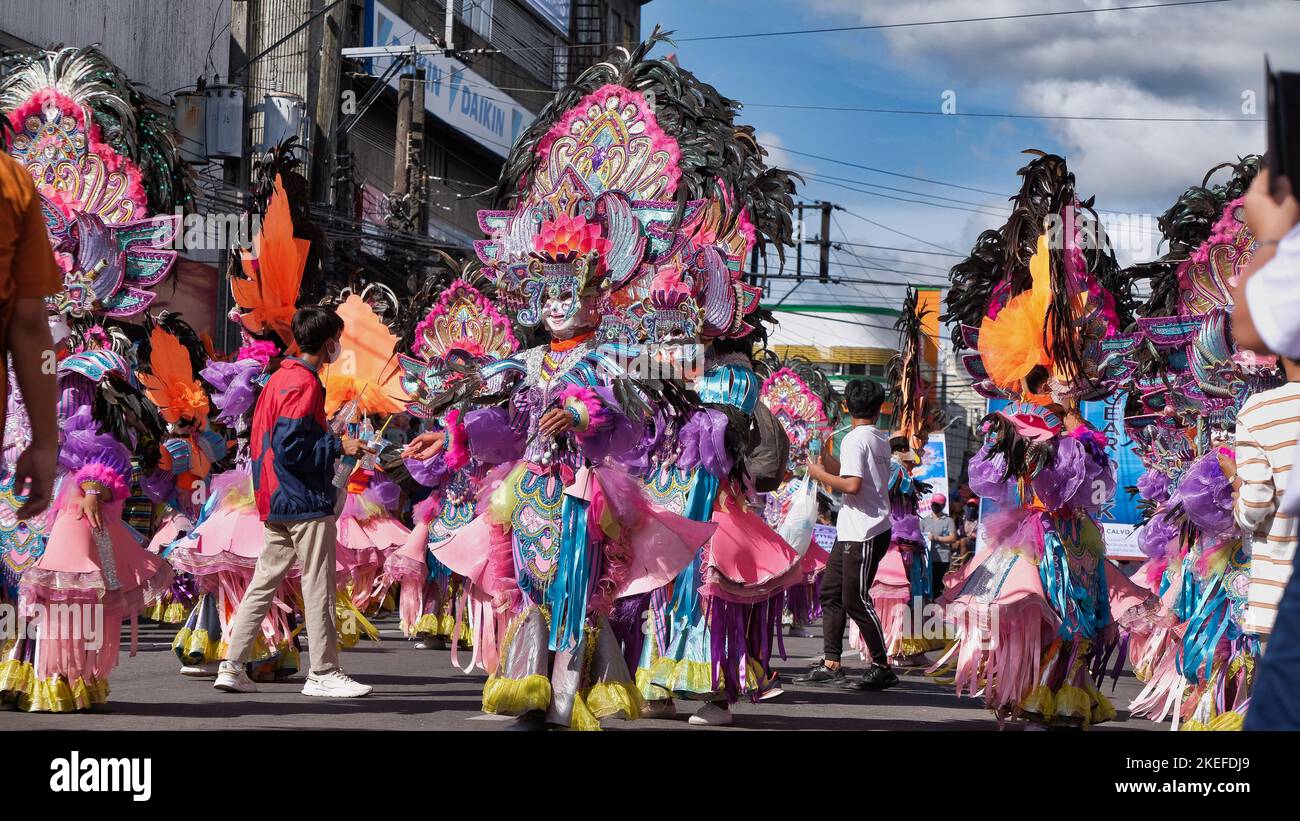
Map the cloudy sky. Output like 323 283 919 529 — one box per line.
639 0 1296 333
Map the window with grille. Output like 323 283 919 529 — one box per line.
461 0 494 40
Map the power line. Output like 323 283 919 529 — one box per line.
802 171 1010 212
490 0 1230 54
748 102 1258 124
836 208 962 255
832 242 965 259
782 148 1004 197
804 174 1008 219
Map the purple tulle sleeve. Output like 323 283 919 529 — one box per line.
571 385 640 464
404 452 449 489
678 408 733 479
967 445 1013 505
201 359 261 423
59 406 131 482
465 406 525 465
1034 435 1091 511
1139 508 1179 560
1178 453 1234 537
1137 467 1171 504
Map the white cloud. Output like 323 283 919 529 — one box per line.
803 0 1293 213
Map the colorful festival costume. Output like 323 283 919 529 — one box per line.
0 46 189 712
938 152 1157 727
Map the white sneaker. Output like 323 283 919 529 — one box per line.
213 661 258 693
759 684 785 701
641 699 677 719
180 661 220 678
688 702 733 726
301 669 372 698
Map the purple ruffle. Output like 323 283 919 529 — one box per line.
967 445 1013 505
364 472 401 510
1034 435 1090 511
1137 467 1171 504
1139 508 1179 560
59 407 131 480
465 407 525 464
679 409 733 479
201 359 261 423
571 385 640 464
1178 453 1234 537
890 512 923 544
405 453 448 489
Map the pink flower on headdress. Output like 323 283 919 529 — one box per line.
650 268 692 311
534 213 610 260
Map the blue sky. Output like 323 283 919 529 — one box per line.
635 0 1292 326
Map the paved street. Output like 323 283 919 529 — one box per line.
2 614 1162 731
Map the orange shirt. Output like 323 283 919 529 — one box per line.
0 151 63 435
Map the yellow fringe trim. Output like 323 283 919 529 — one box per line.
635 667 674 702
896 636 946 656
144 598 192 625
584 679 645 722
0 658 110 713
1184 711 1245 732
172 626 221 665
647 655 717 696
336 591 380 648
481 672 552 716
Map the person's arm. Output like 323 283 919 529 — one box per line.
8 298 57 518
1232 171 1300 355
1228 420 1275 535
8 168 63 519
808 431 862 495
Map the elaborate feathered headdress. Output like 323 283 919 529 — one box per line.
475 29 797 342
321 287 410 417
944 150 1131 405
889 287 944 445
1 46 188 320
398 278 520 419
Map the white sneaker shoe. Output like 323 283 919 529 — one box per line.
640 699 678 719
688 702 733 726
213 661 258 693
180 661 220 678
301 669 372 698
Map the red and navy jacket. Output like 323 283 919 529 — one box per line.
251 357 341 522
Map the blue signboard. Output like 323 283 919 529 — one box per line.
979 394 1145 558
521 0 571 36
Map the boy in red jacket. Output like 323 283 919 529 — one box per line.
215 306 371 698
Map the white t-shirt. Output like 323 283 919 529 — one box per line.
834 423 892 542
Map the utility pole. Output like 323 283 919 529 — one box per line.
389 68 427 236
792 201 834 282
818 200 832 283
310 0 347 204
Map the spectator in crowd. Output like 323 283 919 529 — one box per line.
1231 167 1300 730
953 496 979 566
797 379 898 692
920 494 957 595
1218 359 1300 641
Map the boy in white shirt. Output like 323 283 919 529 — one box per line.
796 379 898 692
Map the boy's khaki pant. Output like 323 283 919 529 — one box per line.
224 517 340 674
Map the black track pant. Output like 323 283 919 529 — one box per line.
820 532 890 665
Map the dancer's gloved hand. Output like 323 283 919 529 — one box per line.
402 430 446 460
75 489 104 531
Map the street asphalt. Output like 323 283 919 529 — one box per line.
1 613 1162 731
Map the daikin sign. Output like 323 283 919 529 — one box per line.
364 0 535 158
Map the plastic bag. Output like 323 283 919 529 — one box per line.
777 476 818 557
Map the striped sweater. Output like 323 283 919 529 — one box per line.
1234 383 1300 635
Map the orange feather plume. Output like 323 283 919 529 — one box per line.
323 294 410 417
977 232 1053 393
138 327 210 426
232 175 309 351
